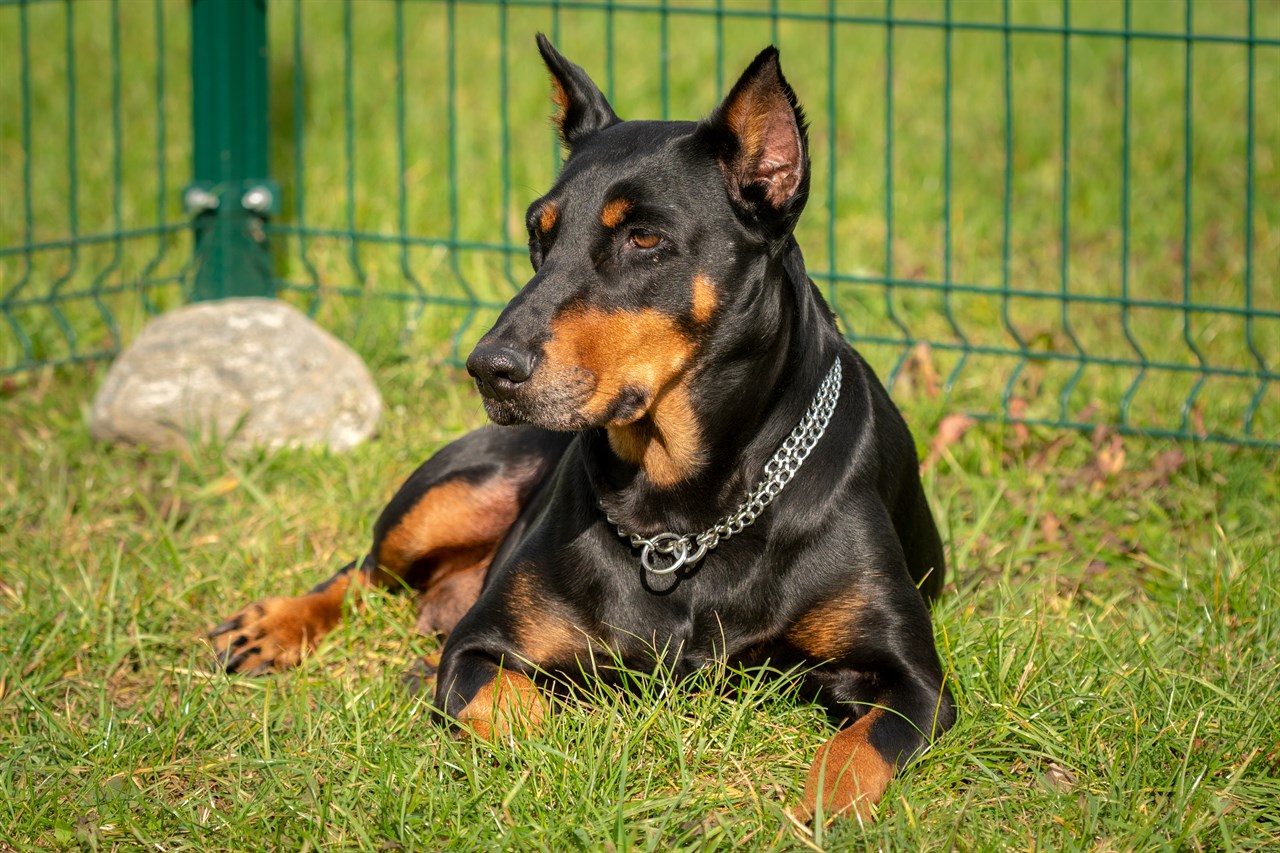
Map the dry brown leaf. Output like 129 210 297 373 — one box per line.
1040 512 1063 546
1008 397 1030 446
921 414 976 472
1041 762 1077 793
1076 400 1103 422
1090 428 1126 481
1137 448 1188 489
905 342 941 399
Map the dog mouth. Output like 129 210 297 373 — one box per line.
476 371 598 431
469 304 691 432
477 373 650 433
480 398 597 432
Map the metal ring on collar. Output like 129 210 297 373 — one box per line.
640 533 689 575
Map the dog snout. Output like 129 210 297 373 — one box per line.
466 343 537 401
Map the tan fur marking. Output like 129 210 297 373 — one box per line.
456 670 547 741
378 479 520 576
549 76 569 127
379 478 523 637
725 83 770 161
600 197 632 229
507 569 587 665
543 306 704 487
691 273 718 324
210 569 365 673
787 592 865 661
538 201 559 234
799 709 894 822
415 558 488 637
607 383 701 489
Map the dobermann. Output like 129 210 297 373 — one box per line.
211 35 955 822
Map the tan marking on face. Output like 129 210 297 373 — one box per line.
691 273 718 325
456 669 547 741
600 197 632 229
798 709 894 822
378 478 521 577
507 569 587 665
542 306 704 487
544 307 692 422
606 384 701 489
787 593 865 661
538 201 559 234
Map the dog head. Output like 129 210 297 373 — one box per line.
467 35 810 485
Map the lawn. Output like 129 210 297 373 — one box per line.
2 362 1278 850
2 0 1278 850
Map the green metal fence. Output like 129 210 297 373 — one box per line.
2 0 1276 448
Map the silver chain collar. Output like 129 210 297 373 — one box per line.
606 357 843 576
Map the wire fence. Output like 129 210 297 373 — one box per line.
2 0 1276 447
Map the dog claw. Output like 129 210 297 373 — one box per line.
208 595 332 676
225 646 261 673
208 617 241 638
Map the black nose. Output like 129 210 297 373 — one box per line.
466 344 536 401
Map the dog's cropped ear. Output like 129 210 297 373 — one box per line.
537 33 620 149
700 47 809 231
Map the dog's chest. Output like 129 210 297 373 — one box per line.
585 552 782 670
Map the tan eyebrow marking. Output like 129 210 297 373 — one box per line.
538 201 559 233
601 197 632 229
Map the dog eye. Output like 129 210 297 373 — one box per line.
628 231 662 250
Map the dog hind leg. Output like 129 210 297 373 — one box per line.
210 426 570 675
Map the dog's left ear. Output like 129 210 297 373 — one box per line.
700 47 809 232
537 33 621 149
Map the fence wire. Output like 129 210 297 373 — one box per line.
2 0 1276 447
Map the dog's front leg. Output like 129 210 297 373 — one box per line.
786 560 955 822
794 666 954 823
435 648 547 742
797 707 899 823
456 669 547 741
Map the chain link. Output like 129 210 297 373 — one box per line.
607 357 842 575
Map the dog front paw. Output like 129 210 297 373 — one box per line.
208 594 339 675
793 713 896 824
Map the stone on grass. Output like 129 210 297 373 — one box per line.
90 297 380 453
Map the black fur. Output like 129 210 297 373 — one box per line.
216 37 956 819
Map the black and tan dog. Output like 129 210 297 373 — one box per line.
211 36 955 821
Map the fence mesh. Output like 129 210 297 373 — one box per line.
2 0 1277 447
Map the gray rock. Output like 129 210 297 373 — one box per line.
90 297 380 453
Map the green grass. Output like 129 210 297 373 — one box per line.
2 2 1279 849
1 364 1277 851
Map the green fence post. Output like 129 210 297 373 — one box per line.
187 0 277 300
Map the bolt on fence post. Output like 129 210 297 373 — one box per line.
187 0 277 301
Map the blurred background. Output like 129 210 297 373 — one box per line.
2 0 1276 445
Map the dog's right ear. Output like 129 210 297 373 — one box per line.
537 34 620 149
